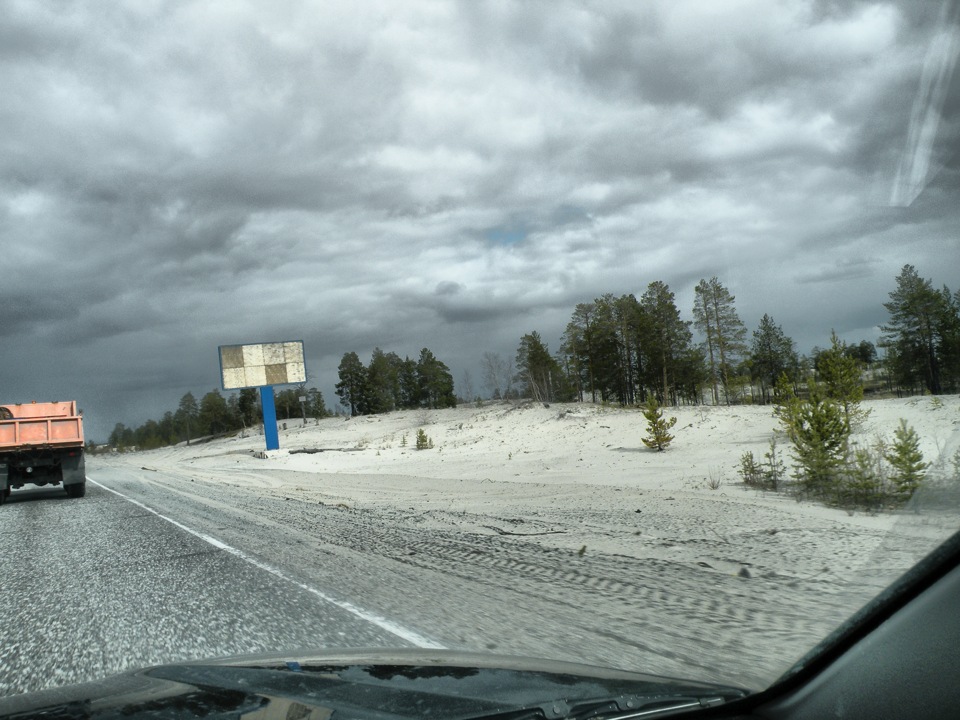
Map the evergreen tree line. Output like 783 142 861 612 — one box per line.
107 264 958 447
881 264 960 395
108 386 329 450
335 347 457 416
506 265 960 407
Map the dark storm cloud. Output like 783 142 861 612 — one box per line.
434 303 513 325
1 0 959 440
796 257 880 284
565 3 892 118
0 294 79 337
434 281 463 297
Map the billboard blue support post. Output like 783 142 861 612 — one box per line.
260 386 280 451
218 341 306 453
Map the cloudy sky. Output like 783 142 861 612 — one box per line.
2 0 959 441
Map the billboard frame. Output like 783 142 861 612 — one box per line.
217 340 308 452
218 340 306 391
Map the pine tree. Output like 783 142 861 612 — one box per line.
693 277 748 405
559 294 645 405
274 388 300 419
771 371 796 417
842 444 888 510
885 419 929 500
335 351 368 416
176 392 199 444
750 315 799 404
415 428 432 450
816 331 867 428
417 348 457 408
560 302 600 402
778 379 849 499
366 347 398 414
639 281 694 405
237 388 259 427
198 389 231 435
763 436 786 492
134 419 163 450
739 451 764 488
395 355 420 409
109 423 128 449
159 411 177 445
515 331 564 402
641 396 677 451
936 286 960 393
305 388 328 418
881 265 946 395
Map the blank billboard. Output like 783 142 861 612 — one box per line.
219 341 306 390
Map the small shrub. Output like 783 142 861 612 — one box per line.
415 428 433 450
739 451 765 488
641 397 677 451
763 437 787 492
706 467 723 490
739 441 784 492
778 380 850 500
885 419 928 500
838 444 889 511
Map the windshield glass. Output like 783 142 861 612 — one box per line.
1 0 958 703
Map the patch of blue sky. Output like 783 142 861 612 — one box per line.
484 225 528 246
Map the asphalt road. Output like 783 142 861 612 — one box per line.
0 469 426 697
1 456 872 699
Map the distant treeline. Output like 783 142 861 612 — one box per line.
500 264 960 406
335 347 457 416
108 264 959 449
107 344 459 449
107 386 329 451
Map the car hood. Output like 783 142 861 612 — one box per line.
0 648 749 719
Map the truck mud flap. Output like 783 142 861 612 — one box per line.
61 452 86 485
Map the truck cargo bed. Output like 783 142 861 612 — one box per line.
0 418 84 449
0 402 84 451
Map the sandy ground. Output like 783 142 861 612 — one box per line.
108 396 960 687
156 396 960 563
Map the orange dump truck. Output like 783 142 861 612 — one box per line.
0 400 86 505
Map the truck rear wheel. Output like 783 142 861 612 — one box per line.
65 482 86 498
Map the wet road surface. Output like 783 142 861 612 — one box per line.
0 471 424 697
1 456 880 699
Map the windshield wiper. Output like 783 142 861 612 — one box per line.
477 693 730 720
572 694 727 720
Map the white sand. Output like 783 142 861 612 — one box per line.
140 396 960 582
115 395 960 686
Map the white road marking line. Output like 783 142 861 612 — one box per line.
88 477 444 650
